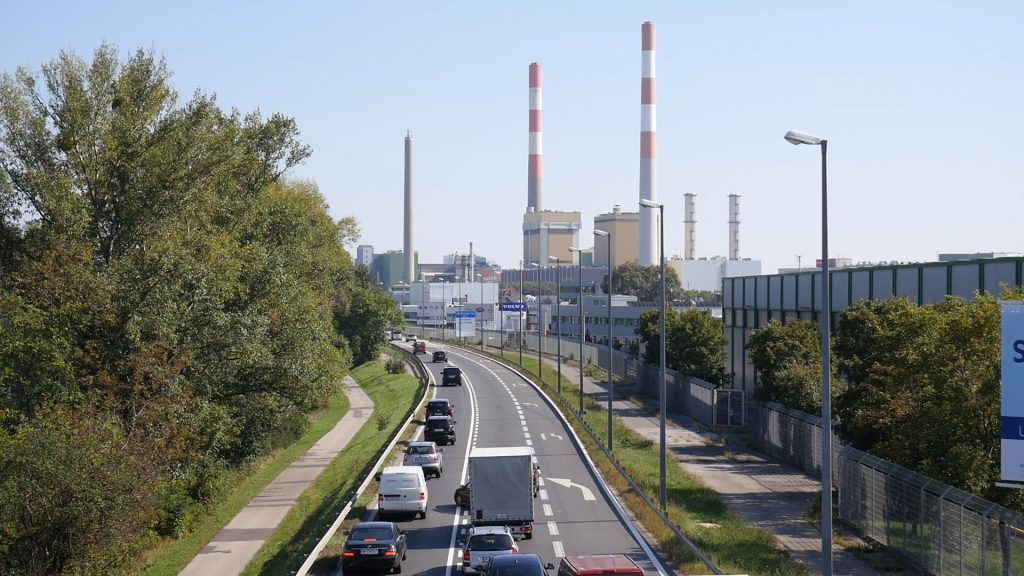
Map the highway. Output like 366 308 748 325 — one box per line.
367 341 666 575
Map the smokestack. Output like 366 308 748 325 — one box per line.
684 193 696 259
638 22 658 267
403 131 414 283
469 242 474 281
728 194 740 260
528 63 543 213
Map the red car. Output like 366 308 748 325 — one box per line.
413 341 426 354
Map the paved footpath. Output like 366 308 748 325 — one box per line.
531 353 882 576
181 376 374 576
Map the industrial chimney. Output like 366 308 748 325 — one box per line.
728 194 740 260
684 193 696 259
528 63 543 213
403 132 414 283
638 22 658 267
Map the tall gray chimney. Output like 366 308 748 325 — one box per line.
403 131 414 283
684 193 696 259
728 193 740 260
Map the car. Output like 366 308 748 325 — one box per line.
341 521 407 574
376 466 428 519
556 555 643 576
432 350 448 363
427 398 454 417
441 366 463 386
424 415 456 445
483 553 555 576
405 334 417 342
402 440 443 478
413 341 426 354
462 525 517 575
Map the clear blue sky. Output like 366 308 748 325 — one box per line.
4 1 1022 274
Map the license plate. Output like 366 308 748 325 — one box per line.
361 548 378 555
386 496 400 501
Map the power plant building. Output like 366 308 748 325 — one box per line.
523 210 581 268
594 206 639 268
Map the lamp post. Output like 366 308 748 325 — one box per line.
568 246 584 416
476 273 484 350
453 276 461 343
442 279 449 341
529 261 541 381
785 129 831 576
549 255 562 397
594 229 614 452
640 198 666 510
518 261 524 366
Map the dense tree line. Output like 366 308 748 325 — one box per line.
601 262 684 303
0 45 401 574
635 308 729 386
748 292 1024 511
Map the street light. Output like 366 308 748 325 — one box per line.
528 261 541 381
785 129 831 576
476 273 484 350
639 198 667 510
595 229 614 452
518 261 524 366
453 276 461 343
548 255 562 397
568 246 585 416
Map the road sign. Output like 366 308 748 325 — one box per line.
499 302 526 312
475 307 484 313
454 311 476 318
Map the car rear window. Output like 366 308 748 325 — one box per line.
352 526 393 540
409 445 433 454
469 534 514 551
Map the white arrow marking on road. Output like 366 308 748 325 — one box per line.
540 433 547 440
545 478 597 501
521 402 539 407
548 432 563 440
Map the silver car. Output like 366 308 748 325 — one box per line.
462 525 517 575
402 441 443 478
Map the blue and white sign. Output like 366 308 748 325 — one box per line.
500 301 526 312
1001 301 1024 482
453 311 476 319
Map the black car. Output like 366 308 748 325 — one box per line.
432 350 448 363
441 366 463 386
483 553 554 576
341 521 407 574
454 482 470 508
427 398 454 417
424 415 456 445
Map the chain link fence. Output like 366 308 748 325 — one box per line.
752 402 1024 575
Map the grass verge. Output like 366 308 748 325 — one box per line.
140 385 352 576
240 352 424 576
491 347 810 575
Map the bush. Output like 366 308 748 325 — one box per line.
385 357 405 374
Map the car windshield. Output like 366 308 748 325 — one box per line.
351 527 393 541
490 566 540 576
409 445 433 455
469 534 514 551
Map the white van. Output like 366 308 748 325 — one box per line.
377 466 428 519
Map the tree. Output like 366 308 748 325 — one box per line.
602 262 683 302
747 319 828 415
635 308 729 385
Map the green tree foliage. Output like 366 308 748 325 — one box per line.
603 262 683 302
747 319 831 415
0 45 390 571
635 308 729 385
334 265 404 365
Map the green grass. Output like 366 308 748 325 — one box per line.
240 356 424 576
140 385 352 576
488 347 810 575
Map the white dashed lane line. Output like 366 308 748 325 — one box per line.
543 504 553 516
552 541 565 558
538 489 548 500
547 521 559 535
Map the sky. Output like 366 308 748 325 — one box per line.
4 1 1023 274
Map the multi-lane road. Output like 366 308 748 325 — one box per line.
373 343 667 575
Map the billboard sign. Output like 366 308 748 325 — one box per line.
1001 301 1024 482
500 302 526 312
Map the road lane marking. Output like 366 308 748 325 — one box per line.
526 439 533 446
537 477 544 487
539 489 548 500
552 541 565 558
549 432 563 440
522 425 529 431
524 432 531 439
546 477 597 501
543 504 553 516
547 521 559 536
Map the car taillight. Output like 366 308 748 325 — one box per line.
378 494 384 502
512 548 518 554
419 491 425 501
384 545 397 557
464 550 470 561
342 551 355 558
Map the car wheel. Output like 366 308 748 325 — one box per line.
525 531 533 540
394 560 403 573
437 467 443 477
420 509 427 519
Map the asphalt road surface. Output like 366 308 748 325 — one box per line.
367 342 666 576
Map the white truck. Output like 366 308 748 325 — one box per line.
466 446 537 539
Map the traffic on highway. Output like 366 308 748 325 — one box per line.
341 340 666 575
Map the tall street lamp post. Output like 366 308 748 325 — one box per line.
529 261 541 381
518 262 524 366
785 129 831 576
594 229 614 452
640 198 667 510
568 246 585 416
549 255 562 397
476 273 484 350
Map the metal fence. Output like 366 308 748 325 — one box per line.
752 402 1024 576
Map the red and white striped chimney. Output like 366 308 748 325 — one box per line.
528 62 543 213
639 22 658 266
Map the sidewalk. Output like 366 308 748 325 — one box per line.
180 376 374 576
531 353 882 576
